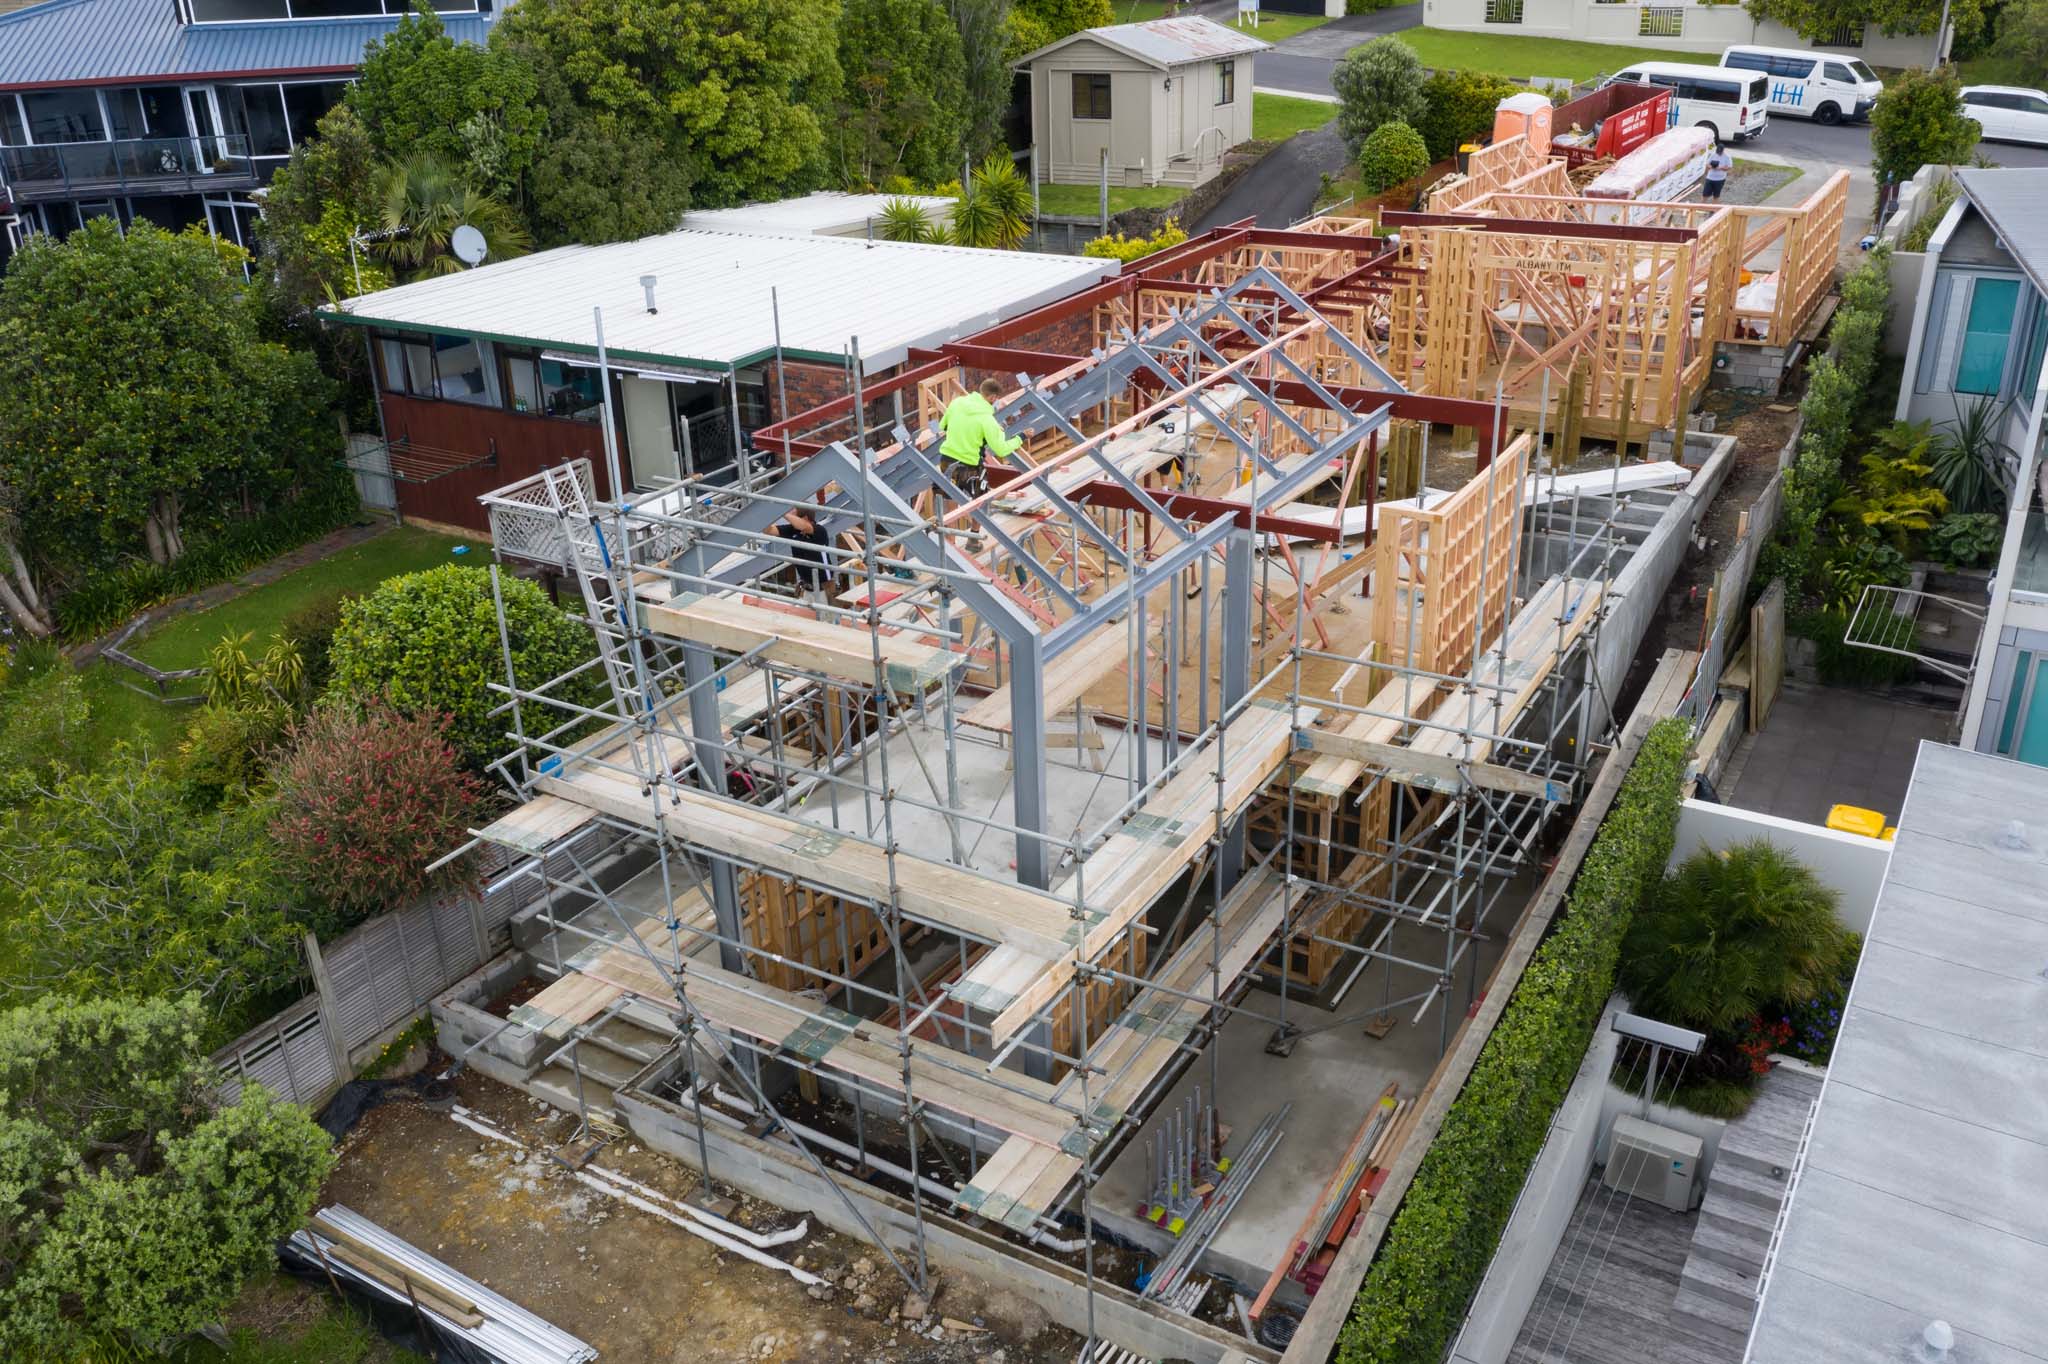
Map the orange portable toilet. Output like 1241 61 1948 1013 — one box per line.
1492 91 1554 159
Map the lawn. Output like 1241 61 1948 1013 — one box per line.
1037 181 1188 218
129 525 472 671
1255 91 1336 141
1953 52 2041 88
1397 28 1682 83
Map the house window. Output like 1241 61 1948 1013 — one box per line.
1484 0 1523 23
1218 61 1235 105
500 348 604 423
22 89 105 143
1638 6 1682 37
281 83 347 146
1073 73 1112 121
1957 277 2019 396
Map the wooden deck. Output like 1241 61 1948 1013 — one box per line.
1508 1178 1738 1364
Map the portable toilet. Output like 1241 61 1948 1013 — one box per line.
1493 91 1554 158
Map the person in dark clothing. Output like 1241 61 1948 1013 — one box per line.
774 506 832 604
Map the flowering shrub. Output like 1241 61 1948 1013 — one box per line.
1777 935 1859 1065
269 699 486 931
1733 1014 1795 1076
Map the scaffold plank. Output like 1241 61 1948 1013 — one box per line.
474 793 597 855
956 869 1285 1228
533 767 1082 957
641 594 960 691
573 937 1078 1147
955 700 1308 1042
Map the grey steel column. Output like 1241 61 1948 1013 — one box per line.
676 545 749 977
1008 632 1051 890
1218 526 1255 887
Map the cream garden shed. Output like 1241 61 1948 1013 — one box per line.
1017 17 1268 191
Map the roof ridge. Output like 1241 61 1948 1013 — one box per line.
0 0 94 28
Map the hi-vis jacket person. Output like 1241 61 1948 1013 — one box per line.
939 379 1023 497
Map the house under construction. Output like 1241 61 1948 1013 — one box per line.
415 181 1839 1363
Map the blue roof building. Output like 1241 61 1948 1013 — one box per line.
0 0 496 261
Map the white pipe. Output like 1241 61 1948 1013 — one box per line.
449 1106 809 1254
566 1169 825 1285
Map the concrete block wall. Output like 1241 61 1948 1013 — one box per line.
1712 343 1794 394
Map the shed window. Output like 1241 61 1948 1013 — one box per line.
1073 73 1112 121
1957 277 2019 396
1218 61 1235 105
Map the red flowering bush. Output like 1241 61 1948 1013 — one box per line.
270 700 486 928
1733 1014 1795 1077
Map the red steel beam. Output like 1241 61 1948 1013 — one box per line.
945 344 1079 376
752 355 953 454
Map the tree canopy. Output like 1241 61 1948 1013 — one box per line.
328 564 603 767
0 221 336 577
350 1 543 199
832 0 969 188
495 0 842 210
1870 66 1981 184
1745 0 1981 43
0 995 333 1354
1333 37 1429 159
0 750 303 1036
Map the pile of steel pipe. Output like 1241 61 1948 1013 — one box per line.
1141 1101 1291 1308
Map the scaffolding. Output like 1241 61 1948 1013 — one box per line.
454 229 1669 1357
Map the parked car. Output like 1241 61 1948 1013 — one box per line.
1602 63 1770 143
1720 45 1881 125
1959 86 2048 147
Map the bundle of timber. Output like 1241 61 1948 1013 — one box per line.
1582 127 1714 222
290 1205 596 1364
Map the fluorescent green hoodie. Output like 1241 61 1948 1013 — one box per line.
938 392 1023 468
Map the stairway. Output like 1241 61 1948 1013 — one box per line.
1669 1066 1822 1353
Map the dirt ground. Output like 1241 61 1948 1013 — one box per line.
323 1073 1081 1364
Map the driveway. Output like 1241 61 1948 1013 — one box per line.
1255 2 1422 98
1194 121 1348 230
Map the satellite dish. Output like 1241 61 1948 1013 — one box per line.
451 224 488 267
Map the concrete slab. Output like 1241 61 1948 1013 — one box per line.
1093 917 1506 1291
1723 682 1953 825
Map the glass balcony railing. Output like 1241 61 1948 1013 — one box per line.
0 136 256 201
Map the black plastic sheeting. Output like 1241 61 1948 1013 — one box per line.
278 1235 498 1364
316 1054 456 1141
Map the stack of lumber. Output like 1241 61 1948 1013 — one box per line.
954 866 1286 1232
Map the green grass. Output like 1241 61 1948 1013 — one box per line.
1397 27 1683 83
1036 181 1188 218
1255 91 1337 141
169 1275 429 1364
129 526 471 671
1953 52 2037 87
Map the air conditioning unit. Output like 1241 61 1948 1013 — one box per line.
1603 1114 1703 1213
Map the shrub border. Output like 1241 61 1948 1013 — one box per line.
1338 715 1693 1364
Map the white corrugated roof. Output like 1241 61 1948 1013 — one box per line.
321 230 1117 373
1017 15 1268 70
678 192 957 239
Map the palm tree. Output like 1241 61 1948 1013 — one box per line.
1619 842 1854 1033
876 197 938 243
948 153 1032 250
380 155 532 278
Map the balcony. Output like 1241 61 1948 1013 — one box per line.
0 137 259 204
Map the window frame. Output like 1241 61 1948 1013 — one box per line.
1955 275 2021 397
1072 72 1112 122
1218 60 1235 106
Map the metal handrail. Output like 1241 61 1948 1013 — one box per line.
0 135 256 201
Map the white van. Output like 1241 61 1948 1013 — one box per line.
1603 63 1770 143
1721 45 1882 125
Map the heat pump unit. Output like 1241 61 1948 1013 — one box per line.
1603 1115 1703 1212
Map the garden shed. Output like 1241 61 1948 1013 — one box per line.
1016 16 1267 190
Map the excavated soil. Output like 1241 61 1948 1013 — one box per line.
323 1073 1081 1364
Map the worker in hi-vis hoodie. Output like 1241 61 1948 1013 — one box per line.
938 378 1023 499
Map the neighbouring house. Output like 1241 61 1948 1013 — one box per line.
1895 169 2048 765
0 0 495 263
1422 0 1942 70
679 191 956 241
316 225 1117 534
1016 16 1266 192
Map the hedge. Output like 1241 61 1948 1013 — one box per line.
53 477 362 641
1338 715 1693 1364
